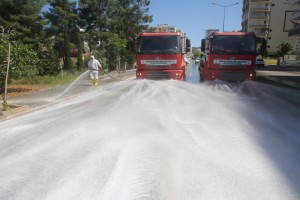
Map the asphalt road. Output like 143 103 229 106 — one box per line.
0 70 137 120
1 72 300 199
1 63 300 121
1 63 300 199
256 65 300 89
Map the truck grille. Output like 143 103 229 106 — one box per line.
220 65 246 69
146 65 171 68
146 72 171 79
220 72 245 81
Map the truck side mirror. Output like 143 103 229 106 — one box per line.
186 38 191 52
201 39 205 52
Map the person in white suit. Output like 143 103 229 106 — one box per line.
88 56 102 86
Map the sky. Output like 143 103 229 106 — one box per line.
148 0 243 47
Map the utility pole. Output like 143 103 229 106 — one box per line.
212 2 239 32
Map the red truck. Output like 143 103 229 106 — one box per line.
136 27 190 80
200 31 261 82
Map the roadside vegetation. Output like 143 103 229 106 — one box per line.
1 0 152 110
264 58 277 66
10 71 87 87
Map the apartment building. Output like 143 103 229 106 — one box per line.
152 24 179 33
242 0 300 56
289 1 300 44
205 29 219 38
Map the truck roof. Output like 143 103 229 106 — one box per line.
139 32 182 37
210 31 255 36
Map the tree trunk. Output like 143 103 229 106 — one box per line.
4 43 11 102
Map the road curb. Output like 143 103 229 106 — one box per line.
263 76 300 89
0 105 30 119
0 70 136 122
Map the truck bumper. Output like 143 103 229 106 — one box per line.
136 69 185 80
202 68 256 82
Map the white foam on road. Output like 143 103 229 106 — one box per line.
0 79 300 200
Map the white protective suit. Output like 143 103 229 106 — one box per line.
88 56 102 85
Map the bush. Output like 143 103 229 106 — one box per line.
0 35 39 89
11 70 86 86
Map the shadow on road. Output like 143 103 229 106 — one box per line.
256 65 300 72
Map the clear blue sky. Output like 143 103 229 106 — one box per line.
148 0 243 47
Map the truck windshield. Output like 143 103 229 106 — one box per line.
211 35 256 55
138 36 180 54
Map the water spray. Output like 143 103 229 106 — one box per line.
53 70 90 100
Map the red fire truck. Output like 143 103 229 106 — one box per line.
136 26 190 80
200 31 261 82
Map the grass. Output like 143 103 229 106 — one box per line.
11 70 87 87
264 58 277 66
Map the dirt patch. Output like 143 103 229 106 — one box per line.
0 85 47 120
0 104 30 118
1 85 50 98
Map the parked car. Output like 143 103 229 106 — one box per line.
256 58 265 67
195 57 201 63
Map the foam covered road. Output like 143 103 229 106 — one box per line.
1 76 300 200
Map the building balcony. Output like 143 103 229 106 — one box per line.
289 24 300 36
242 13 249 22
293 0 300 4
249 24 269 28
290 10 300 23
250 0 272 3
249 14 270 20
255 32 268 37
250 7 271 12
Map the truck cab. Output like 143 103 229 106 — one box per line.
136 28 190 80
200 31 257 82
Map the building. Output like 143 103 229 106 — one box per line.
152 24 178 33
205 29 219 38
288 1 300 52
242 0 300 55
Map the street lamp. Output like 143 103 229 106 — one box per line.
212 2 239 32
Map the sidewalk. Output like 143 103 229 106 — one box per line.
1 67 300 121
0 69 136 121
256 64 300 89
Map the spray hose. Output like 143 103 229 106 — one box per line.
102 70 117 80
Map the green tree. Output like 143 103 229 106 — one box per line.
37 43 61 76
193 49 201 59
107 33 127 71
79 0 110 54
75 32 85 70
106 0 152 69
0 0 46 44
78 0 152 70
277 42 293 60
0 32 39 90
0 0 63 77
44 0 79 71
